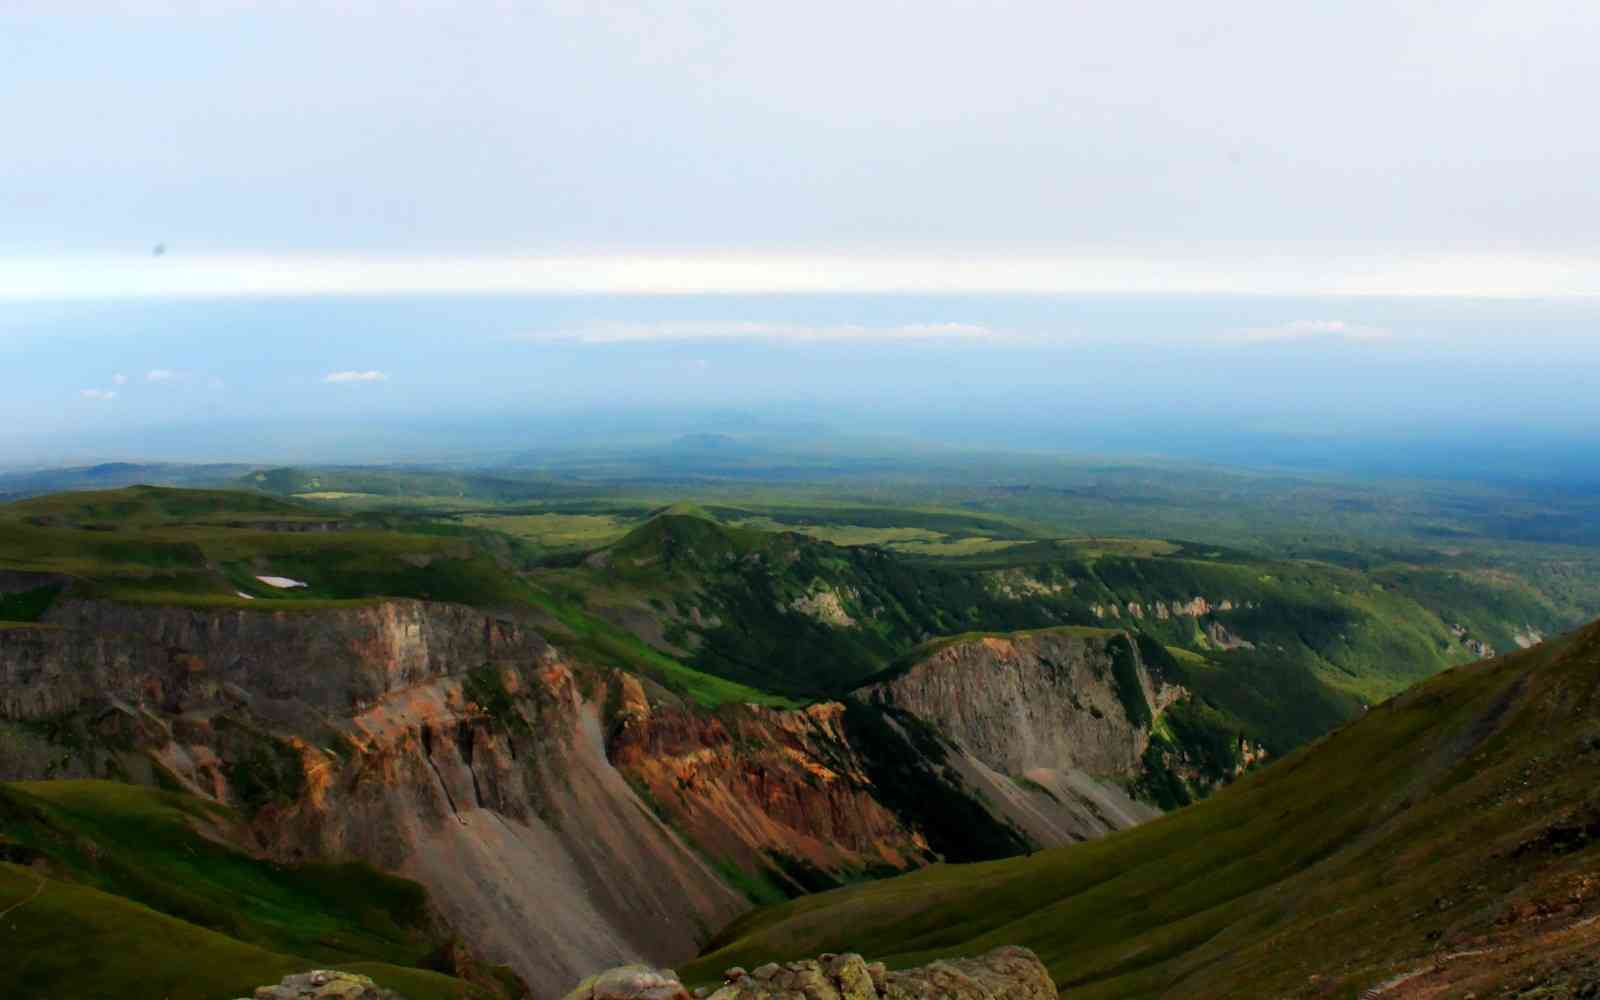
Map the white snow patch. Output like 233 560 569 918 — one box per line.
255 575 308 589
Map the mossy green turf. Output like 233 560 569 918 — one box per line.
0 781 490 1000
684 621 1600 998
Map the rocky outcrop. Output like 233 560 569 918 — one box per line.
862 630 1183 780
1089 596 1239 622
562 965 692 1000
985 570 1069 600
1203 620 1254 651
238 970 403 1000
787 588 858 627
566 947 1057 1000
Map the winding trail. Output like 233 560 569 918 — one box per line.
1359 950 1492 998
0 869 46 924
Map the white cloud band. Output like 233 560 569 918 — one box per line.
2 251 1598 300
516 321 997 344
324 370 388 383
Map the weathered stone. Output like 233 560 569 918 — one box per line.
572 946 1055 1000
837 957 878 1000
235 971 402 1000
564 964 693 1000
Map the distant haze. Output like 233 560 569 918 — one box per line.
6 293 1599 483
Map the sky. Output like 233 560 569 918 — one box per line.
3 2 1599 474
4 1 1600 294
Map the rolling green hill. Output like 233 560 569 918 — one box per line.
683 619 1600 998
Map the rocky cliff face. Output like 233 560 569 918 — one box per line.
606 674 929 880
603 665 1160 883
862 630 1183 780
4 598 538 720
0 599 747 993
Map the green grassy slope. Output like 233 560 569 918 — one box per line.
684 620 1600 998
0 781 490 1000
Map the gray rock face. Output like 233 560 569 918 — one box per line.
567 947 1057 1000
238 969 404 1000
861 630 1184 779
1 597 552 720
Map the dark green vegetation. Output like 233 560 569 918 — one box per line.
0 780 492 1000
0 583 60 623
684 619 1600 998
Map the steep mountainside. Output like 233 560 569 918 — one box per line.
605 658 1157 894
1 599 746 990
686 619 1600 998
0 780 495 1000
860 628 1250 808
863 629 1185 778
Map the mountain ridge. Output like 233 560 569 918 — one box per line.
684 618 1600 998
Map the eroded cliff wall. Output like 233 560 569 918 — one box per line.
606 674 929 880
862 630 1183 779
0 599 747 992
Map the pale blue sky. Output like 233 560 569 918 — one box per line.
5 3 1600 474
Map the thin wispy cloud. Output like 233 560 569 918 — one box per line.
324 370 388 383
1231 320 1392 344
3 253 1599 300
111 373 128 385
516 321 999 344
78 388 117 400
146 368 177 382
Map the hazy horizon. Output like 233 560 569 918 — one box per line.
6 291 1598 484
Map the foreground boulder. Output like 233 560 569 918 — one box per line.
564 946 1056 1000
238 970 404 1000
